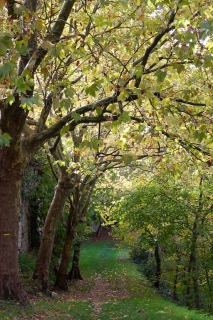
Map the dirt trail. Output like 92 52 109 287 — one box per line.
66 274 129 314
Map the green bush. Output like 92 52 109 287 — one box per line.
18 252 37 278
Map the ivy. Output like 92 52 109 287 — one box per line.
0 133 12 147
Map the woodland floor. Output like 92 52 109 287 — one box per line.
0 231 212 320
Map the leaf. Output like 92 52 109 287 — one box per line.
53 160 66 167
118 111 131 123
60 125 70 136
40 40 54 50
90 138 101 150
5 95 15 105
0 133 12 147
85 82 100 97
71 112 81 122
15 77 32 94
15 40 29 55
0 62 16 78
173 64 185 74
0 33 13 54
21 94 42 110
95 106 103 116
122 154 133 165
155 69 167 82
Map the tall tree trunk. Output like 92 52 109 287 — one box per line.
33 169 77 294
186 224 200 309
55 174 96 289
153 244 161 289
173 264 179 301
0 147 29 305
54 206 77 289
68 240 83 281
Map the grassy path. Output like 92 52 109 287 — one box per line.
0 241 212 319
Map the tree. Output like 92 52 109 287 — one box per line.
1 0 213 304
112 170 213 310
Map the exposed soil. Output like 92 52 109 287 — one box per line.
66 274 129 313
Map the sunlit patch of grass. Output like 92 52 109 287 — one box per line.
99 296 212 320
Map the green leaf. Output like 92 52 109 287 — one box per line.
60 98 71 109
53 160 66 167
155 69 167 82
5 95 15 105
71 112 81 122
15 76 32 94
20 94 42 111
0 133 12 147
0 34 13 54
200 20 213 32
79 139 90 149
90 138 101 150
95 106 103 116
85 82 100 97
60 125 70 136
0 62 16 78
173 64 185 74
15 40 29 55
122 154 133 165
118 111 131 123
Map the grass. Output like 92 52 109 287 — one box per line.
0 240 212 319
80 241 212 320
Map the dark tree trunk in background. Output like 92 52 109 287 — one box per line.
29 195 41 250
153 244 161 289
33 170 77 294
68 240 83 281
186 220 200 309
173 265 179 301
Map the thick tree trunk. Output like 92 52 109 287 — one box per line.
33 170 76 294
0 147 28 305
68 240 83 281
55 208 77 289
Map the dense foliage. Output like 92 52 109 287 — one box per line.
112 172 213 312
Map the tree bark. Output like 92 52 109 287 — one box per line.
173 265 179 301
55 172 96 289
68 240 83 281
33 169 77 294
54 206 77 289
0 146 29 305
185 223 200 309
153 244 161 289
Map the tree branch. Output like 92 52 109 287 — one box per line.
23 0 77 76
134 4 181 87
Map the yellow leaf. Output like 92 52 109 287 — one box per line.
40 40 54 50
